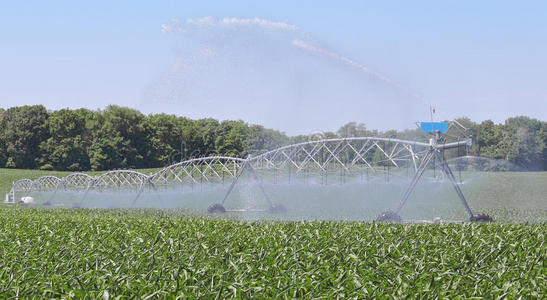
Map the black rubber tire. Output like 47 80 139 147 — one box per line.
469 213 494 222
376 211 403 223
207 203 226 213
42 201 51 206
268 204 287 214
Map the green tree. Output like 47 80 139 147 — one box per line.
475 120 503 159
0 104 543 172
142 113 188 166
501 116 544 170
190 118 219 157
0 105 49 169
0 108 6 167
337 122 370 138
89 106 147 170
38 108 94 170
541 121 547 171
245 125 289 156
215 120 249 157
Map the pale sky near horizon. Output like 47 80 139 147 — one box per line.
1 1 546 135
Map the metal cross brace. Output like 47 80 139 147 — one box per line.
393 147 474 218
221 160 273 208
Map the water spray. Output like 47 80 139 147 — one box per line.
158 17 428 109
292 39 423 101
208 157 287 214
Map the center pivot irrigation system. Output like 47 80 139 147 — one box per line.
6 121 492 222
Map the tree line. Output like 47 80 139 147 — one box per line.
0 105 545 171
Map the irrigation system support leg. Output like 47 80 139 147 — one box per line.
245 165 273 208
394 149 436 214
435 152 492 222
210 161 284 213
377 149 435 222
81 183 94 204
377 144 493 223
45 186 61 206
131 180 162 207
220 161 248 206
436 152 474 218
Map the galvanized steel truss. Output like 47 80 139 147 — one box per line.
7 137 470 202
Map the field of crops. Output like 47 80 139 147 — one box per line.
0 206 544 298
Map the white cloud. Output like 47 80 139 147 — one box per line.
162 16 299 33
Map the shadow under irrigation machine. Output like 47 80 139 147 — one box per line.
6 119 493 223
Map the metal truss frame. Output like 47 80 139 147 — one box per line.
150 156 247 186
30 176 62 191
59 173 95 190
6 137 471 204
248 137 431 174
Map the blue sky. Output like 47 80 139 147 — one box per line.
1 1 546 134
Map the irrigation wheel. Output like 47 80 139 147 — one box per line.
469 213 494 222
207 203 227 213
376 211 403 223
